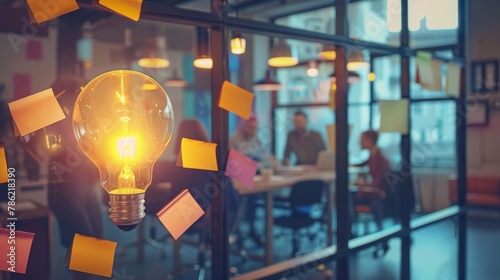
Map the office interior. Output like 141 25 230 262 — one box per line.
0 0 498 279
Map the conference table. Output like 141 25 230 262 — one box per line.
232 166 363 265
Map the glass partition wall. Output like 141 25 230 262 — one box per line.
3 0 467 279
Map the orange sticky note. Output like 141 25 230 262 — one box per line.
26 0 79 23
8 88 66 137
0 229 35 274
69 234 117 278
99 0 143 21
181 138 218 171
218 81 254 120
156 189 205 240
0 143 7 183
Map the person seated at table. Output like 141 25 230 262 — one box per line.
283 111 326 166
352 130 391 233
352 130 391 195
230 117 278 170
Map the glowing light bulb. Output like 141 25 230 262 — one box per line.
72 70 174 231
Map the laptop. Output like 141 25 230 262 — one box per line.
315 151 335 171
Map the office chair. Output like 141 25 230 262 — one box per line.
272 180 327 257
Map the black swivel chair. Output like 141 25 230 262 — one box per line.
273 180 327 257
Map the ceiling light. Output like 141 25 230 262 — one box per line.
230 33 246 55
253 70 282 91
318 45 336 61
268 38 298 67
347 49 370 71
306 61 319 77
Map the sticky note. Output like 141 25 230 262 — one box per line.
0 229 35 274
0 143 7 183
328 84 336 110
27 0 79 23
99 0 143 21
69 234 117 278
446 63 462 98
379 99 409 135
218 81 254 120
416 52 442 91
225 149 258 189
8 88 66 137
156 189 205 240
181 138 218 171
326 124 352 152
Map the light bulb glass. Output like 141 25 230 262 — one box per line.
72 70 174 230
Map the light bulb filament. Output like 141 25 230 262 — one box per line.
118 136 135 161
116 91 125 105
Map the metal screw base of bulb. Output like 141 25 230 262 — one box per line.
108 192 146 231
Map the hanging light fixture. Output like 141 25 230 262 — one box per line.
193 27 213 69
268 38 298 67
318 45 336 61
137 36 170 68
253 70 282 91
306 61 319 77
347 49 370 71
164 69 188 88
329 70 361 84
230 33 246 55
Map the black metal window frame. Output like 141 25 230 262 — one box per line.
76 0 468 279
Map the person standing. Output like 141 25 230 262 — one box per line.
283 111 326 166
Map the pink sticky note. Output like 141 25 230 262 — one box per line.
26 40 42 60
156 189 204 240
225 149 258 189
0 229 35 274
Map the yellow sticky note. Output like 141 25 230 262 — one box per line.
326 124 352 152
8 88 66 137
181 138 218 171
27 0 79 23
446 63 462 98
218 81 254 120
69 234 117 278
156 189 205 240
379 99 409 135
328 84 336 110
0 143 7 183
99 0 143 21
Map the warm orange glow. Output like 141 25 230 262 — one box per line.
138 58 170 68
268 57 298 67
193 57 213 69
